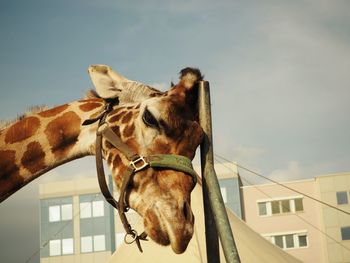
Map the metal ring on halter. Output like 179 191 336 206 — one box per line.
124 230 138 244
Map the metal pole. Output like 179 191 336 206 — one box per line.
109 174 116 253
198 81 241 263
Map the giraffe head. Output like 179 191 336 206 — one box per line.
88 65 204 253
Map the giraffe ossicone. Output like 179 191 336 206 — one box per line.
0 65 204 254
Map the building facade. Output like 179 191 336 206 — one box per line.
39 162 242 262
242 179 327 263
242 172 350 263
39 179 115 263
316 172 350 263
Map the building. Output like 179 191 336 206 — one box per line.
195 161 244 218
242 172 350 263
316 172 350 263
39 178 116 263
39 162 242 262
242 179 326 263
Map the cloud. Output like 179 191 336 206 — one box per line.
268 161 302 182
232 145 266 165
206 1 350 183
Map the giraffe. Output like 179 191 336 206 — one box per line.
0 65 204 254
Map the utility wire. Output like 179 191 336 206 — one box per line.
213 156 350 253
25 192 101 263
215 153 350 216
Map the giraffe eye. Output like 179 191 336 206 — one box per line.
142 108 159 128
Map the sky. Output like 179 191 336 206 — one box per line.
0 0 349 262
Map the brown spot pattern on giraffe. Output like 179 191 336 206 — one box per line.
5 116 40 144
109 107 124 116
79 102 103 112
112 154 122 167
111 126 121 137
45 112 81 159
123 123 135 138
109 114 121 124
121 112 133 124
21 141 46 174
0 150 23 199
38 104 69 118
108 109 126 123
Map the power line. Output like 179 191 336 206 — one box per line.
25 192 101 263
214 153 350 216
213 156 350 253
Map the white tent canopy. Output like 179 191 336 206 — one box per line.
108 185 301 263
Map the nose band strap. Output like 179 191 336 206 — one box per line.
147 154 198 184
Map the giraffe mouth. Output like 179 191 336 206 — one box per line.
143 202 194 254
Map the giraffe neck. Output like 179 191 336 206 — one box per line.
0 98 106 201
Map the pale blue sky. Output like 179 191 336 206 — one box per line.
1 0 350 261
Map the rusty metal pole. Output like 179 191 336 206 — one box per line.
198 81 241 263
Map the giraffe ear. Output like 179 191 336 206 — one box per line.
88 64 162 102
88 64 130 99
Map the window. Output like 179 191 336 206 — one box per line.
49 240 61 256
49 204 72 222
258 202 267 216
298 235 307 247
62 238 74 255
269 232 308 249
294 198 303 212
341 226 350 241
258 197 303 217
80 201 104 218
81 236 93 253
49 238 74 256
92 201 104 217
80 202 92 218
274 235 283 248
271 201 280 214
285 234 294 248
61 204 73 220
220 187 227 203
281 200 291 213
49 206 60 222
336 191 348 205
81 235 106 253
94 235 106 251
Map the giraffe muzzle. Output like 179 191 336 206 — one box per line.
143 200 194 254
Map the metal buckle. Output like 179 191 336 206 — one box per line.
124 230 138 244
130 156 149 172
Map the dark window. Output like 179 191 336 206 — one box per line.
274 235 283 248
298 235 307 247
258 202 267 216
285 234 294 248
294 198 304 212
336 191 348 205
271 201 280 214
281 200 291 213
341 227 350 240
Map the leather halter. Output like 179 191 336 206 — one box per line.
83 101 198 252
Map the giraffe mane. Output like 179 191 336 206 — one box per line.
84 89 100 99
0 105 47 130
